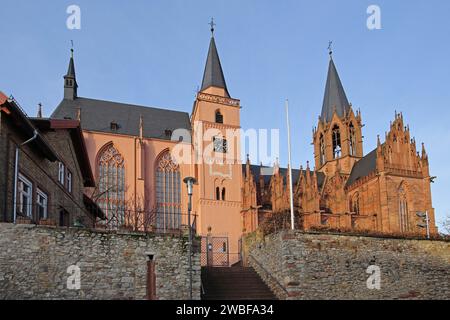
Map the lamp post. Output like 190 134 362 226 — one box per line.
183 176 196 300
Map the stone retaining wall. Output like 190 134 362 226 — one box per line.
0 223 201 300
245 230 450 300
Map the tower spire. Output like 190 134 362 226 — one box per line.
320 48 350 122
200 19 230 97
64 45 78 100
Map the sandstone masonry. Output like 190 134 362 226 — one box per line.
245 230 450 300
0 223 201 300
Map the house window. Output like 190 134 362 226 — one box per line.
216 187 220 200
215 110 223 124
58 162 65 184
36 189 48 220
97 144 126 228
213 137 227 153
156 151 181 232
67 170 72 193
17 174 33 217
332 125 341 159
222 188 226 201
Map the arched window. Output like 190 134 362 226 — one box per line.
351 193 360 214
398 185 409 233
215 110 223 124
216 187 220 200
155 151 181 232
97 144 125 228
332 125 341 159
349 122 356 156
222 188 226 201
319 134 325 166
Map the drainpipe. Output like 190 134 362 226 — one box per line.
13 129 39 224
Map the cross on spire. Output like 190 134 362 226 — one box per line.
328 41 333 57
209 18 216 36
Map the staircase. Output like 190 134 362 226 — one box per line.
201 266 277 300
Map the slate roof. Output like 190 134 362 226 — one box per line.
201 36 230 97
243 164 326 188
321 57 350 122
66 54 76 78
51 97 191 140
346 148 378 187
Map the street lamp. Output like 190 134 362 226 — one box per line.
183 176 196 300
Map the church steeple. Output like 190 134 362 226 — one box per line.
64 48 78 100
313 50 363 175
200 19 230 97
320 55 350 123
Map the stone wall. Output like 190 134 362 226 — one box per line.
245 230 450 300
0 223 201 300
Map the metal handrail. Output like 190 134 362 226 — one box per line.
247 253 288 296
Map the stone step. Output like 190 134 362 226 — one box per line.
201 266 277 300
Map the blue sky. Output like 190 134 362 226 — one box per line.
1 0 449 229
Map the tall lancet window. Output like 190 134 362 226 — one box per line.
398 185 409 233
349 122 357 156
155 151 181 232
97 144 125 228
332 125 342 159
319 134 325 166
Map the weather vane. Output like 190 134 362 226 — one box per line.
209 18 216 35
70 40 74 57
328 41 333 56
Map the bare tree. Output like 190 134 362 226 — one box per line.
440 214 450 235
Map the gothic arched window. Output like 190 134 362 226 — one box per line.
319 134 325 166
215 110 223 124
222 188 226 201
351 193 360 214
349 122 357 156
216 187 220 200
332 125 342 159
97 144 125 228
155 151 181 232
398 185 409 233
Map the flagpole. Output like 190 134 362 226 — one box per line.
285 99 295 230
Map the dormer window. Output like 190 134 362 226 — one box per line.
110 121 119 131
215 110 223 124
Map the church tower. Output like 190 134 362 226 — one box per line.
313 51 363 175
64 49 78 100
191 21 243 263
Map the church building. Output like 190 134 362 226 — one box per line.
51 28 437 266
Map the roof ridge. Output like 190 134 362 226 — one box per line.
76 97 190 115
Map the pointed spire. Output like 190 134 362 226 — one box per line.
200 20 230 97
37 103 42 118
320 54 350 122
64 46 78 100
421 143 428 159
67 49 76 77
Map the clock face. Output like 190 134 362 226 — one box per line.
213 137 227 153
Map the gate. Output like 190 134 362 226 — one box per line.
201 236 229 267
